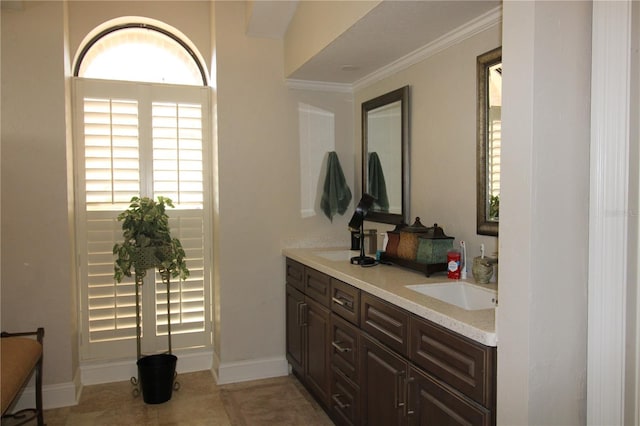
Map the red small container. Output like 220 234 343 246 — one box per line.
447 250 461 279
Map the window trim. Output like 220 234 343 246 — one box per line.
73 23 208 86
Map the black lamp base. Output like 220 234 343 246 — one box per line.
350 255 376 266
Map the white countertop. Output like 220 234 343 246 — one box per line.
283 247 497 347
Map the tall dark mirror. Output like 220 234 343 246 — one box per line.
477 47 501 236
362 86 410 225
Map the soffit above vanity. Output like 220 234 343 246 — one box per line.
285 0 501 85
247 0 502 85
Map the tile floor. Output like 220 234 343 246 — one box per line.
5 371 334 425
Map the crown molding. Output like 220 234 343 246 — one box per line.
353 5 502 91
285 78 353 93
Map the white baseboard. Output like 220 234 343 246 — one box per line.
80 349 214 385
9 351 287 411
213 355 289 385
9 375 80 411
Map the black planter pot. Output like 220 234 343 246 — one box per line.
137 354 177 404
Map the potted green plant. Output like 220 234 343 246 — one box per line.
113 196 189 404
113 196 189 282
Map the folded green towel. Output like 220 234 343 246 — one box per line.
368 152 389 212
320 152 352 221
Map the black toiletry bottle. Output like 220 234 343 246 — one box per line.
351 231 360 250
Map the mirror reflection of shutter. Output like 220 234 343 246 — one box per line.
489 106 501 198
83 97 141 357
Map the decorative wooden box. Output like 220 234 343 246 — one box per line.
381 218 453 277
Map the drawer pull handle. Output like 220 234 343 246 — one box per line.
332 341 352 353
332 296 346 306
404 376 415 416
332 296 353 309
395 370 406 409
297 302 307 327
332 393 350 409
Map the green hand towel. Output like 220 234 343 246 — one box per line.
320 152 352 221
368 152 389 212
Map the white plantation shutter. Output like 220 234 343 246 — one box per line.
152 102 204 207
86 213 137 343
155 214 205 335
74 78 212 360
83 98 140 208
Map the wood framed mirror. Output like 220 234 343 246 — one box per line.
477 47 501 236
362 86 410 225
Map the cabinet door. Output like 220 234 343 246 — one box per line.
408 366 491 426
360 334 408 426
285 284 305 376
306 296 331 407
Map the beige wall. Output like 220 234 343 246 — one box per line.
213 1 354 374
1 1 78 388
354 25 501 260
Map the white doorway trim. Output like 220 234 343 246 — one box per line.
588 1 633 424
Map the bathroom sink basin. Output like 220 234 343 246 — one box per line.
406 282 497 310
314 250 357 261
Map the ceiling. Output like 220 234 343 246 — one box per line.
246 0 501 85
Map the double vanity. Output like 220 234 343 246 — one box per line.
283 248 497 426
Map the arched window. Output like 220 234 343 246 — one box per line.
75 24 207 86
73 22 212 362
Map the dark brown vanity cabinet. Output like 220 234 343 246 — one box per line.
285 258 496 426
328 276 362 426
361 292 410 356
360 334 409 426
285 259 331 407
409 316 496 409
285 284 305 375
331 278 361 325
408 366 491 426
305 296 331 407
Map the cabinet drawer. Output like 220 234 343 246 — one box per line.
331 314 359 384
305 267 331 307
361 293 409 356
409 315 496 407
409 365 491 426
331 369 360 426
286 258 305 292
331 279 360 325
